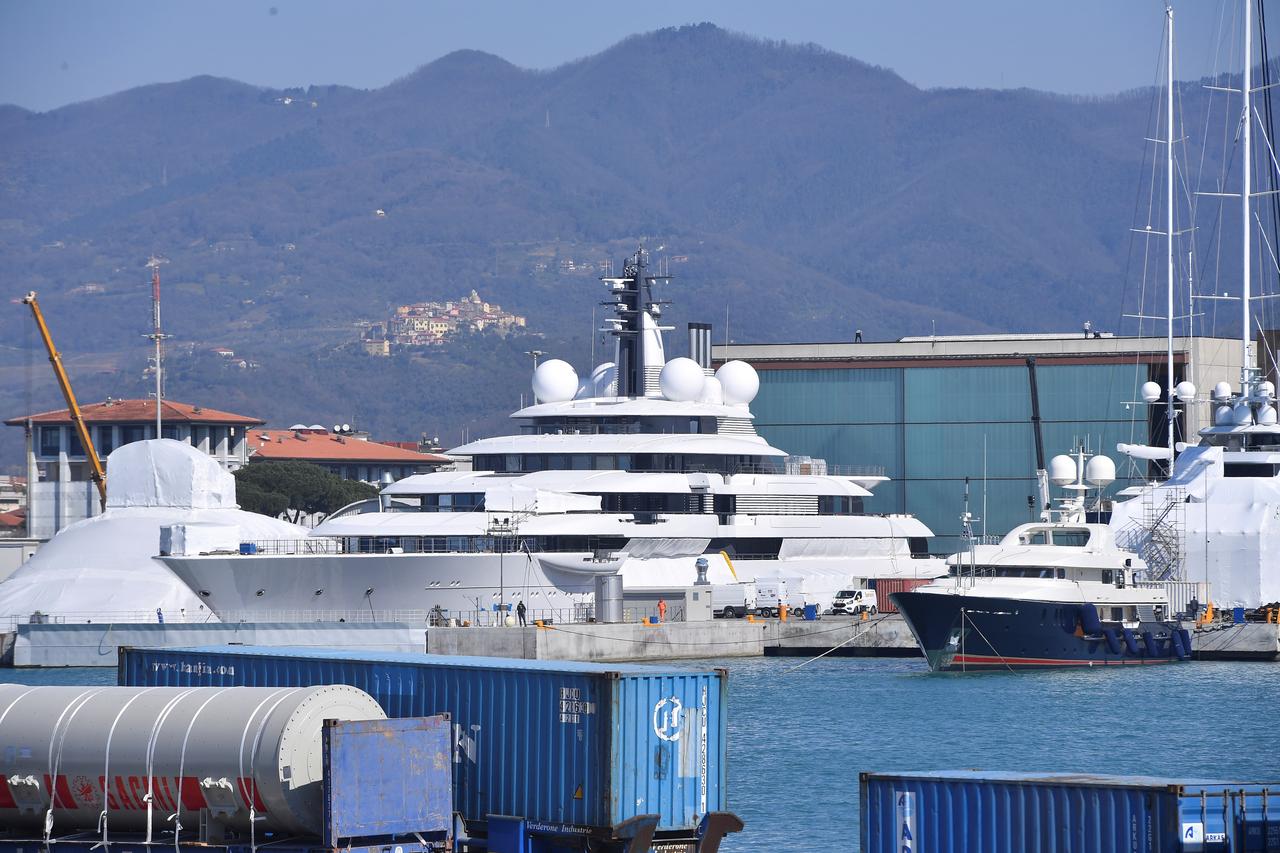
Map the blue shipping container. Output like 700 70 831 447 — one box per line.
118 646 726 839
861 771 1280 853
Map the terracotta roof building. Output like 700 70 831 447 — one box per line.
247 428 451 484
5 398 264 539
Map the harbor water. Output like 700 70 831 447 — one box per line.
7 657 1279 851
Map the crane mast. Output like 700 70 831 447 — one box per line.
22 291 108 510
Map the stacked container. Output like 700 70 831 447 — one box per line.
861 771 1280 852
119 646 726 841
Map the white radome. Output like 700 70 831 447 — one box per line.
698 376 725 405
591 362 618 397
1175 381 1196 403
1259 406 1279 426
1140 381 1161 404
533 359 578 403
1084 455 1116 487
716 360 760 405
1215 405 1234 426
1048 454 1078 486
1259 381 1276 400
1213 381 1234 402
1232 403 1254 426
659 358 706 402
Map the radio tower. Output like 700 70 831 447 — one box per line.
144 256 170 435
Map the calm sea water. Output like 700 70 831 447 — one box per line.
5 658 1279 852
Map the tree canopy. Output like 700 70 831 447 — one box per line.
233 461 378 521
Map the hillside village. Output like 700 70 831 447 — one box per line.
360 290 526 355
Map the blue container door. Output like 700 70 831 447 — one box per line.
610 672 726 831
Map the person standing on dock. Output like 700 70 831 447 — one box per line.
657 598 667 623
516 600 526 626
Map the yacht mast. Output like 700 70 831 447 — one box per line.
1242 0 1254 394
1165 5 1176 454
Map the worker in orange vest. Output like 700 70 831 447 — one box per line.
657 598 667 623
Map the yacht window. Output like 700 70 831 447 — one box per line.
1057 568 1066 579
1224 462 1280 478
1021 531 1049 545
1101 569 1114 585
1116 571 1125 589
615 454 631 470
505 454 520 471
571 454 592 470
1051 530 1089 547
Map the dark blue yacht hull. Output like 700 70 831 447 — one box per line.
892 591 1191 671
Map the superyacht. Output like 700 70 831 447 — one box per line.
163 249 944 621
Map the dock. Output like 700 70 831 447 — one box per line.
426 614 919 663
1193 620 1280 661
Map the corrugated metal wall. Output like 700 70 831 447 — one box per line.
119 647 725 834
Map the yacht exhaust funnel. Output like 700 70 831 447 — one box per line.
689 322 712 369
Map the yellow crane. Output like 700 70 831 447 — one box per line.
22 291 107 510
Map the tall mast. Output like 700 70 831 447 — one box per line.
1166 5 1176 454
1242 0 1254 393
145 256 169 435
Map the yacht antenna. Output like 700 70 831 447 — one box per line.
144 256 170 436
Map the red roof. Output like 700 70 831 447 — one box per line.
248 429 449 464
5 399 264 427
0 508 26 529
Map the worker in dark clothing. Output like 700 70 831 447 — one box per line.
516 600 527 626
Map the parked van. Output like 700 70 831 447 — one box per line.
830 588 878 615
711 582 757 618
754 579 806 618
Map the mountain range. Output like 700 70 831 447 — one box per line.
0 24 1254 468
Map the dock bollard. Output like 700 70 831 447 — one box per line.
779 604 788 622
861 610 868 621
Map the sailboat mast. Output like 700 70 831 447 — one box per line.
1166 5 1176 455
1242 0 1254 393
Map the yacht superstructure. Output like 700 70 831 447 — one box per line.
163 248 944 621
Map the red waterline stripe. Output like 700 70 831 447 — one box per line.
952 654 1176 667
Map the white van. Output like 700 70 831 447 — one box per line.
711 582 757 618
754 579 806 618
829 588 878 616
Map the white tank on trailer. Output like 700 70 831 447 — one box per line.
0 684 385 837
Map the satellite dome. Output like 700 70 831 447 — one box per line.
289 423 307 431
698 376 725 405
1232 402 1254 426
1215 405 1234 426
1175 381 1196 403
1260 381 1276 400
716 360 760 405
532 359 578 403
1213 381 1234 402
590 362 618 397
659 358 706 402
1048 454 1078 486
1260 405 1279 426
1084 455 1116 487
1140 382 1161 404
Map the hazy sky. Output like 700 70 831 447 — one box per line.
0 1 1244 112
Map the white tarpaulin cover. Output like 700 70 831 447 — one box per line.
0 440 303 622
160 522 242 557
1110 445 1280 607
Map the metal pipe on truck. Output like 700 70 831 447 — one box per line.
0 684 385 837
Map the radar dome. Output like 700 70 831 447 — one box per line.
659 358 706 402
1213 381 1234 402
1215 405 1234 426
1048 454 1078 486
1140 381 1161 404
532 359 578 403
1233 402 1254 426
1175 381 1197 403
1085 455 1116 487
1260 381 1276 400
591 362 618 397
698 376 725 405
1260 405 1279 426
716 360 760 405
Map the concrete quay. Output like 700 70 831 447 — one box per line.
1192 621 1280 661
425 614 920 663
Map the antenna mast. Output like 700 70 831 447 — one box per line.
1242 0 1254 393
1165 5 1176 455
145 256 170 436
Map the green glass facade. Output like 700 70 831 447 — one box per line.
751 361 1157 553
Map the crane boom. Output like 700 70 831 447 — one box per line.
22 291 107 509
